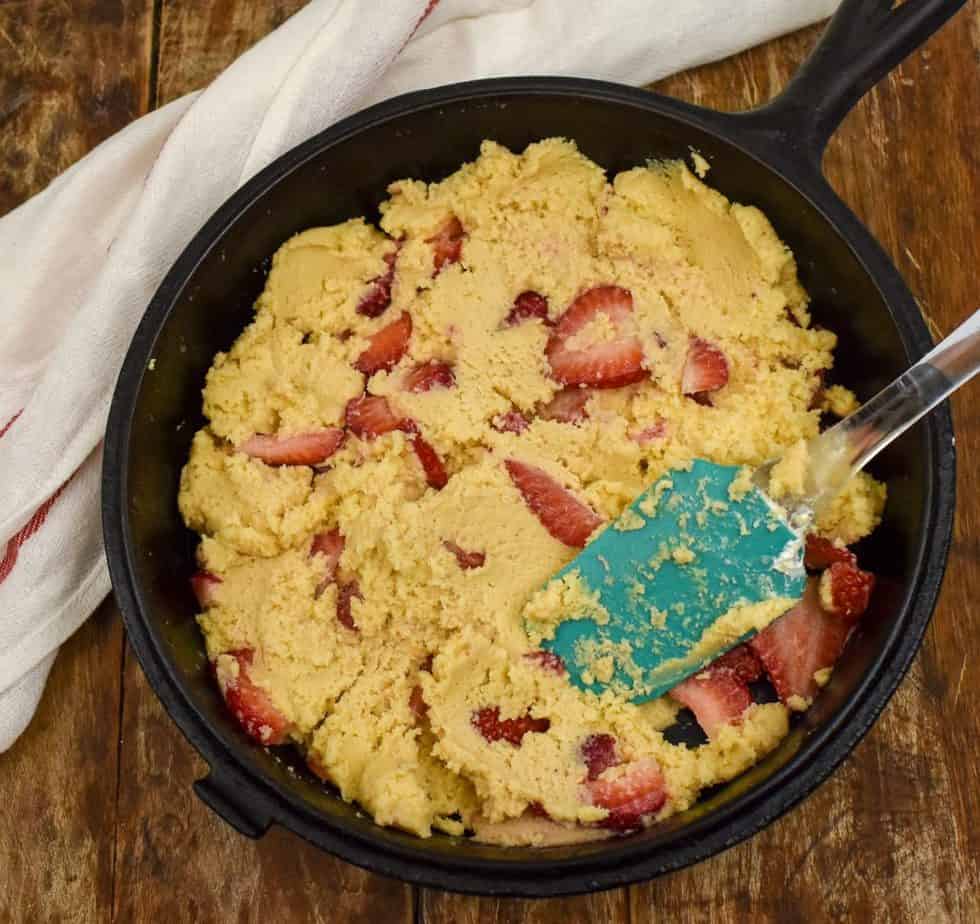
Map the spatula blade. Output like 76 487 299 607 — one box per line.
528 460 805 703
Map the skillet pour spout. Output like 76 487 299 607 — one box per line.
102 0 963 896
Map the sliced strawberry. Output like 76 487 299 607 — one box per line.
471 706 550 747
427 215 464 275
819 560 875 625
215 648 292 746
524 650 566 675
526 801 550 819
408 429 449 489
804 534 857 570
409 685 428 722
356 246 398 318
354 311 413 375
443 540 485 570
750 579 851 707
504 290 551 327
586 758 667 832
539 387 590 424
420 653 434 673
311 528 345 595
709 643 764 684
681 338 729 403
191 570 222 608
546 285 647 389
404 360 456 393
669 669 753 739
630 420 668 445
336 580 362 631
345 395 406 439
581 733 619 781
239 429 346 466
491 409 530 434
505 459 603 548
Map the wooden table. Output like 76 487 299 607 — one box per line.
1 3 977 922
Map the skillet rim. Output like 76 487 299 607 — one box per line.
102 76 956 896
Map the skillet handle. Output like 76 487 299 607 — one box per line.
737 0 966 169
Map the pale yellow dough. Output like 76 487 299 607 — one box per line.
179 139 885 844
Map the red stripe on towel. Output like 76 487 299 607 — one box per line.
0 485 65 586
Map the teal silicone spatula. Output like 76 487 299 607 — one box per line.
533 309 979 703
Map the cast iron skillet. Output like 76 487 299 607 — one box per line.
103 0 963 897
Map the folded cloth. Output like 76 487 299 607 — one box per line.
0 0 839 752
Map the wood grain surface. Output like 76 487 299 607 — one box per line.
0 2 977 922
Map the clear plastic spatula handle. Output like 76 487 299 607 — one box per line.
759 308 980 515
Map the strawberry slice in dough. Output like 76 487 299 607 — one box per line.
539 387 591 424
405 426 449 489
471 706 550 747
311 528 345 595
239 429 345 466
818 560 875 625
546 285 647 389
403 360 456 393
681 337 729 404
336 580 362 631
586 758 667 832
804 534 857 570
709 643 764 684
504 290 551 327
491 409 531 434
524 650 566 675
443 540 485 570
750 579 851 708
355 311 413 375
345 395 407 439
669 668 753 739
191 570 222 608
505 459 603 548
427 215 464 275
215 648 292 746
581 733 619 781
356 246 399 318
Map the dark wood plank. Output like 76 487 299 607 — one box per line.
629 9 980 923
0 0 153 217
0 601 122 924
421 889 627 924
107 3 413 921
0 3 152 922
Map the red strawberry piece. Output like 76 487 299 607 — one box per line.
471 706 550 747
404 360 456 393
420 653 434 673
750 579 851 707
819 560 875 625
581 733 619 781
804 534 857 570
505 459 603 548
504 290 551 327
215 648 292 746
630 420 668 445
354 311 413 375
681 337 729 403
345 395 407 439
191 570 222 608
526 801 550 819
409 430 449 489
409 685 428 722
336 580 362 631
524 650 566 675
709 643 764 684
239 428 346 466
443 540 485 570
311 528 345 595
427 215 464 275
539 387 590 424
669 668 753 739
356 246 399 318
491 409 531 434
546 285 647 389
586 758 667 832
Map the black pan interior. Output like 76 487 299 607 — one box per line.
112 85 942 890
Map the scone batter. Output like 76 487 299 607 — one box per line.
179 139 885 844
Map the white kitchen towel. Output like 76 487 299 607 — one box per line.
0 0 839 752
